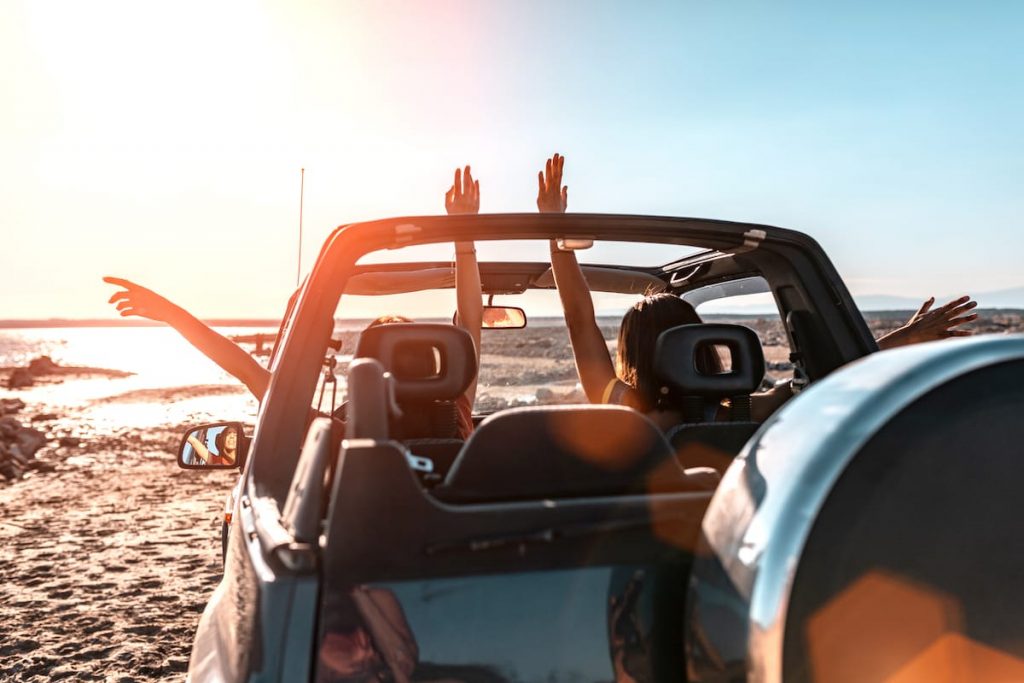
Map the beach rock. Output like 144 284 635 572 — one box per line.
31 413 59 422
0 461 18 481
6 368 34 389
26 459 56 472
15 427 47 458
58 436 81 448
0 445 21 481
27 355 59 375
0 397 25 415
8 443 28 467
0 415 21 438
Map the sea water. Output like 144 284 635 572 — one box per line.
0 327 279 430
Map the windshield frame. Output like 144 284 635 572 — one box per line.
247 213 874 504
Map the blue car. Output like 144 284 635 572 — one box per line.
178 214 1024 682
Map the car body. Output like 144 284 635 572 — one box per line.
181 214 1024 682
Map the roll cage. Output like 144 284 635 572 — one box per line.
250 213 876 504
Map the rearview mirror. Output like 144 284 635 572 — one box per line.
178 422 246 469
555 237 594 251
482 306 527 329
454 306 527 330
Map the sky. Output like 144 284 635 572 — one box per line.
3 0 1023 319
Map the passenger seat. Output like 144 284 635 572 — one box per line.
655 323 766 475
354 323 476 478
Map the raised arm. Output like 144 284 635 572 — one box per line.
103 276 271 399
445 165 483 408
876 295 978 350
186 434 213 464
540 154 620 403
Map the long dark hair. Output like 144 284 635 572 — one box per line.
214 426 237 457
615 293 722 411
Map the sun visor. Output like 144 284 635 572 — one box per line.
534 266 666 295
344 268 455 295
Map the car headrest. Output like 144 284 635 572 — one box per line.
436 405 700 503
654 323 765 398
355 323 476 402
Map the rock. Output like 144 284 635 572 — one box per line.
58 436 81 448
0 415 22 438
8 443 28 467
26 459 56 473
0 398 25 415
0 462 19 481
14 427 47 458
31 413 59 422
535 387 555 402
6 368 33 389
0 446 22 480
27 355 59 375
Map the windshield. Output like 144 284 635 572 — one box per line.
332 241 788 413
334 289 600 412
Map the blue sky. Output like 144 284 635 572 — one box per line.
3 0 1022 318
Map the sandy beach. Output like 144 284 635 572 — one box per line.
0 333 256 683
0 409 238 682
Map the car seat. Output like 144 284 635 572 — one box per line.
434 404 711 504
354 323 476 477
655 323 766 474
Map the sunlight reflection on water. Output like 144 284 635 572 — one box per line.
0 327 273 428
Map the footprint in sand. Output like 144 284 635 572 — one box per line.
125 624 163 636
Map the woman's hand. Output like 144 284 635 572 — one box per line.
444 165 479 215
443 164 483 409
537 153 568 213
876 295 978 350
103 276 180 322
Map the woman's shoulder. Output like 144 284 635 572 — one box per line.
602 378 646 411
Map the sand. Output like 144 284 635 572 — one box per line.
0 419 237 682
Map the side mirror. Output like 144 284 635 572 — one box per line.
178 422 246 469
453 306 527 330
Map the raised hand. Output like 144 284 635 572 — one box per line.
444 165 480 215
537 153 568 213
877 295 979 349
103 276 178 322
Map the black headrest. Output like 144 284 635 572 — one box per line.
654 323 765 398
355 323 475 402
436 405 700 503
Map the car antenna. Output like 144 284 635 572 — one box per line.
296 167 305 287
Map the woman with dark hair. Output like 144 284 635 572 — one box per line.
540 153 977 429
187 426 237 466
612 293 722 412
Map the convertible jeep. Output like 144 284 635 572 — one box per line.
179 214 1024 682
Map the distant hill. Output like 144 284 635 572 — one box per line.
856 286 1024 312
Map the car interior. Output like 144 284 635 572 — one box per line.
239 218 878 681
322 239 810 487
299 239 831 678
